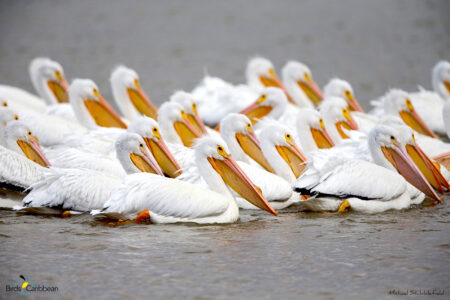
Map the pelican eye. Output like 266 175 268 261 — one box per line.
268 68 276 78
55 70 63 80
345 90 352 99
405 98 414 111
152 126 160 138
390 136 395 141
257 94 267 104
246 123 252 130
14 115 19 120
93 88 100 98
28 131 32 136
139 143 144 147
319 118 325 129
217 145 228 157
2 102 7 107
412 134 416 143
304 73 311 81
134 78 140 88
285 133 292 143
192 103 197 114
342 108 351 120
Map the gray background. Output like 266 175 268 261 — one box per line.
0 0 449 110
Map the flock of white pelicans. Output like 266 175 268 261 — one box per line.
0 57 449 224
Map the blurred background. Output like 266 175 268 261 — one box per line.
0 0 449 110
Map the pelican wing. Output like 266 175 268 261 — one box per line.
0 146 45 190
103 173 230 219
45 147 126 177
23 168 121 211
294 153 406 201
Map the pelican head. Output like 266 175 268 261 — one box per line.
369 125 441 202
379 116 449 194
323 78 364 112
128 116 182 178
239 87 287 125
115 132 163 175
110 65 158 120
29 57 69 104
3 121 51 167
320 96 359 143
170 91 207 134
220 113 274 172
296 108 334 152
382 89 438 138
246 57 294 103
69 79 127 129
194 135 277 215
158 101 201 147
282 61 323 107
259 122 307 182
432 61 450 99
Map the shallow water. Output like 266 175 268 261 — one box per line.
1 0 450 299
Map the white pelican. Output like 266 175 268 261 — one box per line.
319 97 359 144
169 91 209 135
295 108 335 152
259 122 308 183
294 125 442 213
219 113 274 172
371 89 439 138
323 78 364 112
157 101 201 147
0 122 50 193
70 78 127 129
94 136 277 224
127 116 182 178
19 131 165 212
281 61 323 107
110 65 158 120
238 87 288 128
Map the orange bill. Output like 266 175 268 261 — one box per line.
235 131 275 173
144 137 182 178
127 87 158 120
399 110 439 139
130 152 163 175
17 137 51 167
208 156 278 215
381 144 442 203
84 95 127 129
276 142 308 178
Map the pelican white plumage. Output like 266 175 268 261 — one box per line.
259 122 308 183
220 113 274 172
294 125 442 213
319 97 359 144
94 136 278 224
444 99 450 139
323 78 364 112
295 108 334 153
281 61 323 107
157 101 201 148
110 65 158 121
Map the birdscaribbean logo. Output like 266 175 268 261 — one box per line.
5 275 58 295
